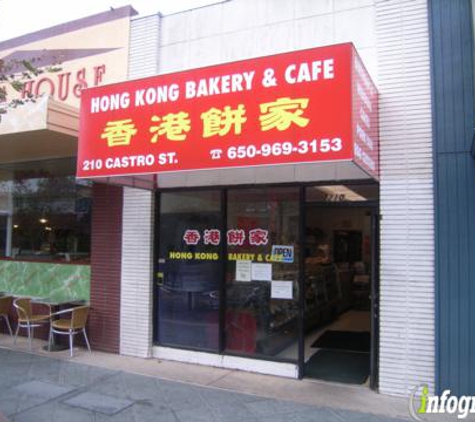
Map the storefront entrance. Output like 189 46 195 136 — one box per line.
154 183 378 387
301 189 379 387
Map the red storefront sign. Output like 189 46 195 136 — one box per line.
352 52 379 177
77 43 378 179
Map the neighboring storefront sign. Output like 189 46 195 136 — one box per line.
0 6 134 110
19 62 108 103
77 43 379 179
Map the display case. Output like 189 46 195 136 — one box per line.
226 279 299 356
304 262 341 331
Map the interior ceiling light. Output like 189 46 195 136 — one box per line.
314 185 367 202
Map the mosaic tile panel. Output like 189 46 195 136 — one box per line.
0 261 90 301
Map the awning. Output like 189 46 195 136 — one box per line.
0 96 78 164
76 43 379 191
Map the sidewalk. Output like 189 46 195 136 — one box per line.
0 334 414 421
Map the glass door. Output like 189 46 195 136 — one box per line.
225 187 300 362
156 190 223 351
302 184 379 387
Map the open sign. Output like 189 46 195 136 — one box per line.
271 245 294 263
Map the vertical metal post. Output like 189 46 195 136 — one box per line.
369 206 380 391
152 192 160 344
219 189 228 354
298 186 306 379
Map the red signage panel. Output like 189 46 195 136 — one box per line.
77 43 377 178
351 49 379 179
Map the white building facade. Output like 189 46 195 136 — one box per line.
117 0 434 397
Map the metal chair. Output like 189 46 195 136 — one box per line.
13 298 50 350
48 306 91 357
0 296 13 339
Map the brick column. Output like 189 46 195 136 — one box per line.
89 183 123 353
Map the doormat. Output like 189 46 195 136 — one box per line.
311 330 370 353
304 349 370 384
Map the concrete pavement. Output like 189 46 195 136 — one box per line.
0 334 416 421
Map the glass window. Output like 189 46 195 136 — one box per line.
0 158 92 262
0 215 7 256
225 187 300 362
156 190 222 351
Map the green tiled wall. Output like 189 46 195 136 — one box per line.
0 260 90 301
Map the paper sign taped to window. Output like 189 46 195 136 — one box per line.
251 263 272 281
236 260 252 282
271 281 293 300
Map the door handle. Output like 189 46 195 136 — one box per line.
156 272 164 287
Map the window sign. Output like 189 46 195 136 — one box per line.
251 263 272 281
203 229 221 245
236 260 252 282
181 228 271 246
271 245 294 263
249 229 269 246
183 229 201 245
227 229 246 246
271 281 294 300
